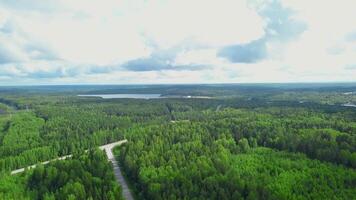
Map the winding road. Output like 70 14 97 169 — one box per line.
11 139 134 200
100 140 134 200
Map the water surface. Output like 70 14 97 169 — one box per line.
78 94 162 99
342 103 356 108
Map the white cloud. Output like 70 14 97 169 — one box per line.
174 48 223 66
135 0 265 48
0 0 355 84
273 0 356 81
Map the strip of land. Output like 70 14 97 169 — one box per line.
101 140 134 200
10 140 127 174
11 139 134 199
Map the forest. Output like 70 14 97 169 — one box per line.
1 149 123 200
0 83 355 199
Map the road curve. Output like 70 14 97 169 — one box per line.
10 139 133 199
11 139 127 175
101 140 134 200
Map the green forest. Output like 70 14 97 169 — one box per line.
0 84 355 199
1 149 123 200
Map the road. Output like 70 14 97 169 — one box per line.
101 140 134 200
10 154 73 174
10 139 134 200
11 140 127 175
11 155 72 174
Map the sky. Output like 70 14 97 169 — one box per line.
0 0 355 85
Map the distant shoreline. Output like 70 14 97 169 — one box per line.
77 94 213 99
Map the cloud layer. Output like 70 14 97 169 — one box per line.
218 1 306 63
0 0 355 85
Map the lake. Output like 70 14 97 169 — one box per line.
78 94 213 99
342 103 356 108
78 94 162 99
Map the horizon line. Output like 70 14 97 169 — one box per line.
1 81 356 87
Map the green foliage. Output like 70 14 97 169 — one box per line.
28 149 123 200
1 84 356 199
0 112 55 171
0 173 31 199
270 91 356 105
238 138 250 153
119 122 356 199
172 107 356 168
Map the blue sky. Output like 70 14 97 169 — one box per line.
0 0 355 85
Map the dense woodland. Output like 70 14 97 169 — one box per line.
0 149 123 200
118 119 355 199
0 84 355 199
28 149 123 200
